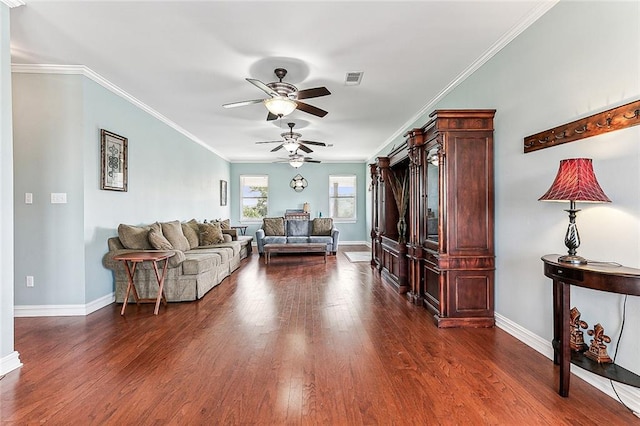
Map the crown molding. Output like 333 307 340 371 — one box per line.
11 63 229 161
1 0 25 8
370 0 560 161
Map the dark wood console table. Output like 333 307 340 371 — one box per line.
542 254 640 397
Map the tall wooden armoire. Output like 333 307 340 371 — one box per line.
371 109 495 327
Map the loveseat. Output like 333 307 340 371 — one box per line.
103 219 252 303
255 217 340 255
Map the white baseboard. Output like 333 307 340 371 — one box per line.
340 240 371 246
14 292 115 317
495 312 640 415
0 351 22 376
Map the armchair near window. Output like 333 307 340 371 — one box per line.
255 217 340 255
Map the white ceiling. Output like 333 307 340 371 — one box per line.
9 0 555 163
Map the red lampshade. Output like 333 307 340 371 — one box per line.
539 158 611 203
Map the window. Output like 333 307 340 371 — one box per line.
329 175 356 221
240 175 268 222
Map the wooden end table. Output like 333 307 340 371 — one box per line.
264 243 327 265
231 225 248 235
113 251 175 315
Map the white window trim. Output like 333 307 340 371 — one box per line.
240 174 269 223
329 174 357 223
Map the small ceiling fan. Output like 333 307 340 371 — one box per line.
274 153 321 169
223 68 331 121
256 122 332 154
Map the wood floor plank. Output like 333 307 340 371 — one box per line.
1 246 638 424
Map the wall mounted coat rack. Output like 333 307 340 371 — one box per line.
524 99 640 153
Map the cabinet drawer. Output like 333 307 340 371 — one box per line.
544 263 584 283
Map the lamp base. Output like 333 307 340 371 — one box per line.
558 254 588 265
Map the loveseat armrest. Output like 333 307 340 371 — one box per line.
255 228 266 254
102 249 186 270
331 228 340 254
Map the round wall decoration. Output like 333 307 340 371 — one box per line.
290 174 308 192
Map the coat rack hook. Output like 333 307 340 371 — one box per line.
623 109 640 119
595 116 612 128
554 131 567 140
574 125 587 134
538 137 550 144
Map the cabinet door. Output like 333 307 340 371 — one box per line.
425 146 440 243
445 270 494 318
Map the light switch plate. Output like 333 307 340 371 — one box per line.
51 193 67 204
25 193 33 204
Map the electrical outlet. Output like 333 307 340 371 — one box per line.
26 276 34 287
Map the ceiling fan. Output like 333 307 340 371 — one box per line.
256 122 332 154
223 68 331 121
274 153 321 169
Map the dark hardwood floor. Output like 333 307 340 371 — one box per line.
2 245 637 424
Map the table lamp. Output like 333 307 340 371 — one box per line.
538 158 611 265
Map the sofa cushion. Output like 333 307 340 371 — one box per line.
118 223 152 250
287 219 310 236
148 227 173 250
309 236 333 246
263 236 287 245
312 218 333 236
287 236 309 244
161 220 190 252
182 252 221 275
198 222 224 245
182 219 200 249
263 217 285 236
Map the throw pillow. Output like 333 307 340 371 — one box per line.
198 222 224 246
220 219 231 230
312 218 333 236
181 220 200 249
118 223 153 250
263 217 285 236
148 227 173 250
222 233 232 243
161 220 190 252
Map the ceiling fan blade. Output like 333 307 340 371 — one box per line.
266 111 279 121
246 78 279 97
299 139 326 146
305 159 321 163
296 87 331 100
255 140 284 144
296 101 328 118
297 144 313 154
270 144 284 152
222 99 264 109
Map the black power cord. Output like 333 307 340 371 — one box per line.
608 295 637 415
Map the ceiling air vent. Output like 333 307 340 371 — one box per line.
345 71 364 86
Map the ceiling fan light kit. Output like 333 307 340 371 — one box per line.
282 140 299 153
264 97 297 117
289 155 305 168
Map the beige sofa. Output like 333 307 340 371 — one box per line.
103 219 252 303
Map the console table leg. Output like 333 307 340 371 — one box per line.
559 280 571 397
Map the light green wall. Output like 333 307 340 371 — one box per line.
230 162 369 242
12 72 230 306
369 0 640 398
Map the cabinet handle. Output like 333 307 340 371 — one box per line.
557 269 563 274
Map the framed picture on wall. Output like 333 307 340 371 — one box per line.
100 129 128 191
220 180 227 206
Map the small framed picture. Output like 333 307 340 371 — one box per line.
100 129 128 191
220 180 227 206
